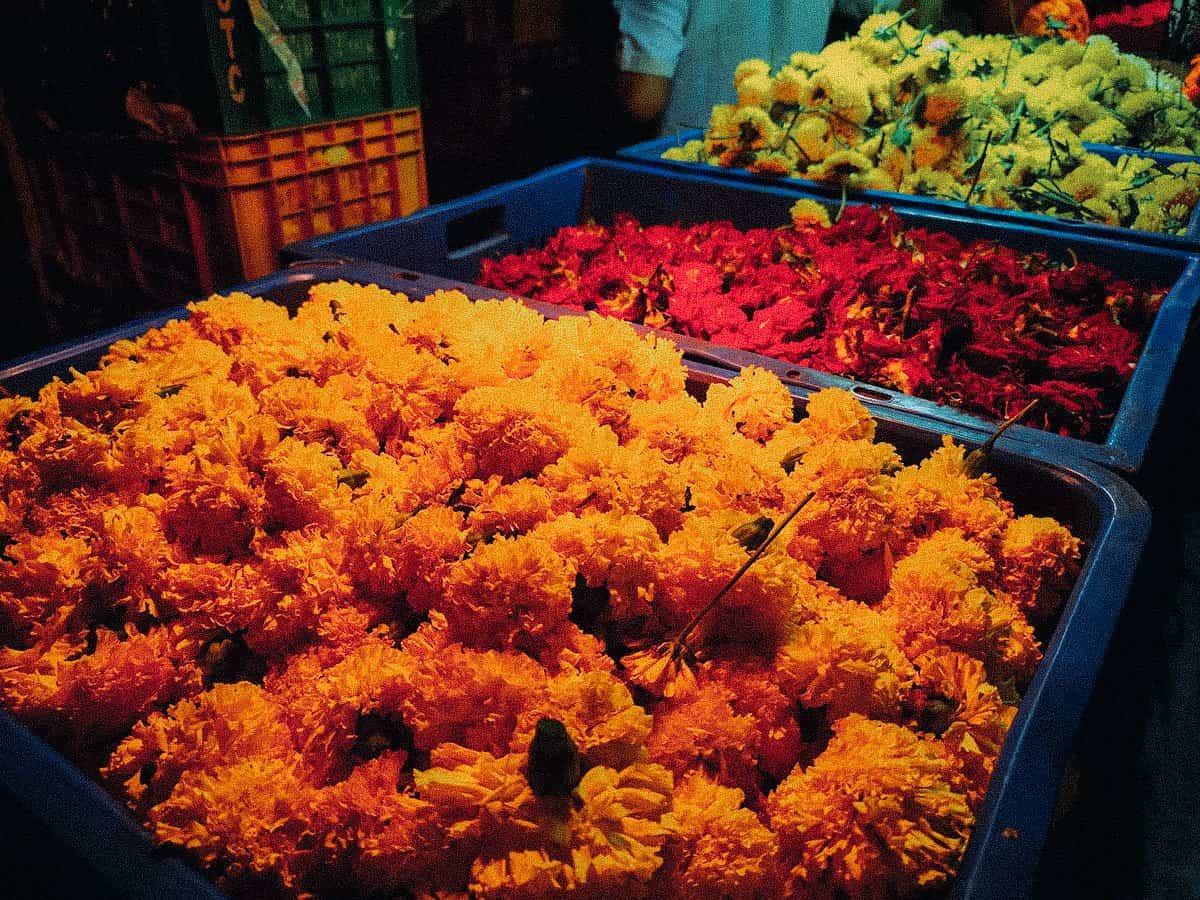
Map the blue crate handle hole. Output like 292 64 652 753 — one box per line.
446 205 510 259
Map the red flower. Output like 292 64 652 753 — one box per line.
480 209 1165 441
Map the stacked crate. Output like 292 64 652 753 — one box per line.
9 0 426 329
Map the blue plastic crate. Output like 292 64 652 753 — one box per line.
280 157 1200 473
618 130 1200 252
0 256 1152 900
1083 142 1200 167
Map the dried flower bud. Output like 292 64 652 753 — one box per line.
527 718 581 798
731 516 775 551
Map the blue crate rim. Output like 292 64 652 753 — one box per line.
620 130 1200 250
0 259 1152 900
279 155 1200 474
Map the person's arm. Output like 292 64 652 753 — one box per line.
613 0 688 122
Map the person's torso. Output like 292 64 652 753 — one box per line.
661 0 837 134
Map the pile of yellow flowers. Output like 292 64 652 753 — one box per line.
0 285 1083 898
969 33 1198 153
665 13 1200 234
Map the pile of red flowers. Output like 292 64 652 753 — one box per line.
1092 1 1171 53
480 206 1166 440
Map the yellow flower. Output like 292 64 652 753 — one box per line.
732 58 771 89
773 66 808 105
789 198 831 229
736 72 775 109
792 115 834 163
809 149 875 184
661 139 706 163
728 106 783 150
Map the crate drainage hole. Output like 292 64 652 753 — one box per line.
289 257 347 269
852 385 894 403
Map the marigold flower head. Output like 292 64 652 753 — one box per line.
767 714 973 897
439 533 575 653
775 596 915 719
909 648 1017 808
384 617 549 755
881 528 1043 681
702 366 794 444
660 770 781 899
789 198 831 229
510 670 651 770
999 515 1082 620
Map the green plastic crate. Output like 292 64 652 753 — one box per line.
196 0 420 134
13 1 419 137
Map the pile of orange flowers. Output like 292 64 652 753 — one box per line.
0 285 1082 898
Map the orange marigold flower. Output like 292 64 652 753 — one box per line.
104 681 296 808
187 292 322 394
15 397 113 488
244 527 353 654
545 314 686 404
909 649 1017 810
775 596 916 720
260 438 349 533
621 643 699 699
645 680 759 790
538 428 691 537
266 639 410 781
466 762 675 898
703 366 795 444
310 751 445 894
1186 55 1200 105
462 475 556 543
620 395 729 464
0 529 97 599
703 657 805 782
510 670 651 770
1020 0 1090 42
148 755 320 894
258 374 379 463
880 528 1042 682
767 714 973 898
889 437 1013 556
653 513 805 649
998 515 1082 621
659 770 781 899
453 382 592 483
382 616 549 754
97 499 175 597
533 510 663 628
438 533 575 652
789 438 900 572
796 387 876 444
353 503 468 610
2 626 202 743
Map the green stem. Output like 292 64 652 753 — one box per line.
834 183 850 223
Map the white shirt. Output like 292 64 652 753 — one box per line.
615 0 899 133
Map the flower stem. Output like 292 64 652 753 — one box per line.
835 183 850 223
673 491 816 654
963 399 1040 477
